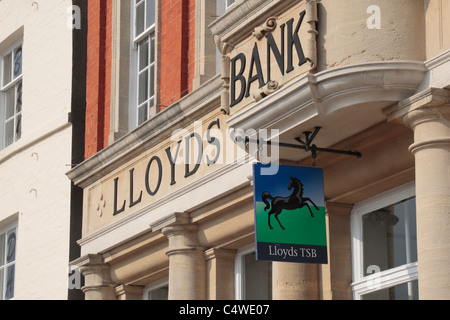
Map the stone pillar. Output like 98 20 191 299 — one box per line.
272 262 320 300
153 212 206 300
325 202 353 300
388 88 450 300
71 254 117 300
205 248 236 300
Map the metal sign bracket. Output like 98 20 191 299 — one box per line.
243 127 362 164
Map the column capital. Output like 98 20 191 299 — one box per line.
151 212 192 232
325 202 353 216
152 212 204 256
384 88 450 127
204 248 237 261
115 285 144 300
70 254 117 300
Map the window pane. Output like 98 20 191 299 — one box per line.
362 280 419 300
5 265 14 300
3 53 12 86
362 197 417 275
226 0 235 9
13 47 22 79
139 37 149 71
0 234 5 266
149 64 155 97
138 104 148 125
138 70 149 104
4 86 15 119
0 268 3 300
6 230 16 264
146 0 155 28
150 35 155 63
15 114 22 142
147 286 168 300
16 82 22 113
244 252 272 300
135 1 146 37
4 119 14 147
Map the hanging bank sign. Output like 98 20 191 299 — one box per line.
222 0 318 114
253 163 327 264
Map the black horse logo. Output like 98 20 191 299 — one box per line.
262 177 319 230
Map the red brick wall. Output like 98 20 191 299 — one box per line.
187 0 195 93
159 0 195 109
85 0 112 159
85 0 195 158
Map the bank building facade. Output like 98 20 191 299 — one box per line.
68 0 450 300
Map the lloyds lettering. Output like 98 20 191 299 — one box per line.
113 177 126 216
165 141 182 186
145 156 163 196
205 119 221 166
184 132 203 178
129 168 142 208
108 119 223 217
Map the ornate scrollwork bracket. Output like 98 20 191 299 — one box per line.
253 17 278 40
214 35 235 115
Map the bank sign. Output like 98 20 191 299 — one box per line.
223 0 317 115
253 163 327 264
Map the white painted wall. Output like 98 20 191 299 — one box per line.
0 0 74 299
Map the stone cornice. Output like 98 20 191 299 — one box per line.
228 61 427 134
70 253 104 267
384 87 450 124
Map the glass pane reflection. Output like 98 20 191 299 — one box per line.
363 197 417 275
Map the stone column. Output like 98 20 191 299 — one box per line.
272 262 320 300
205 248 236 300
153 212 206 300
325 202 353 300
71 254 117 300
387 88 450 300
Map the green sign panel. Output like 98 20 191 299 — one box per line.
253 163 328 264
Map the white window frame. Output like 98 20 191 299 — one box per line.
216 0 235 16
129 0 156 130
234 243 272 300
350 182 418 300
143 278 168 300
0 222 18 300
234 244 254 300
1 40 23 150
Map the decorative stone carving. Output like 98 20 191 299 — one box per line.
253 80 279 101
214 35 235 115
305 0 318 71
253 17 277 40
